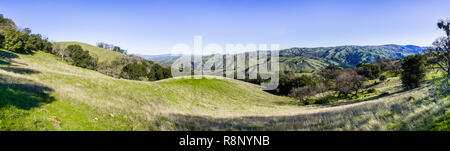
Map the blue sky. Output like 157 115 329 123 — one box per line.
1 0 449 55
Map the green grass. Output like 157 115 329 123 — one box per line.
54 42 124 63
428 103 450 131
414 97 449 131
380 70 399 78
0 48 448 131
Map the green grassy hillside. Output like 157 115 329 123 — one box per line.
54 42 124 63
0 49 447 130
0 49 297 130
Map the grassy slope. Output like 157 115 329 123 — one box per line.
0 49 298 130
54 42 124 63
0 49 447 131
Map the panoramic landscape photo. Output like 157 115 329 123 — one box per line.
0 0 449 131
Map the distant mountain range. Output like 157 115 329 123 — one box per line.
138 44 425 73
278 44 424 72
136 54 184 66
137 54 182 62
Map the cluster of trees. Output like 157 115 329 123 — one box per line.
65 45 98 69
120 60 148 80
266 57 408 104
94 53 172 81
242 63 379 104
0 28 52 53
119 59 171 81
356 63 381 80
148 64 171 81
268 71 318 95
0 14 17 32
356 58 403 80
96 42 127 54
277 66 366 104
1 14 52 54
281 50 440 104
286 53 432 103
316 66 367 98
52 44 172 81
374 59 402 76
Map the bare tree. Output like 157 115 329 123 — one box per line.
318 65 342 89
392 59 402 77
52 44 68 61
315 82 328 97
427 19 450 77
289 86 317 101
336 69 366 98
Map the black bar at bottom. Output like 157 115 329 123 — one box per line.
0 131 447 150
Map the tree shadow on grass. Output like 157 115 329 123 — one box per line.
0 66 40 74
0 50 54 110
0 60 9 65
0 74 55 110
158 99 406 131
0 50 19 59
158 108 370 131
0 50 19 66
0 49 40 75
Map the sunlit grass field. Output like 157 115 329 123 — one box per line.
0 49 448 131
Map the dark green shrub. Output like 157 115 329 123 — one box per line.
367 88 377 93
356 63 381 80
120 61 148 80
274 71 318 95
381 92 390 96
2 27 52 53
148 64 165 81
300 99 314 105
379 75 387 81
401 55 426 90
23 34 52 52
66 45 97 69
313 95 339 104
2 28 25 53
0 34 4 48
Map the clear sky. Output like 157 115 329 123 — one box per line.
1 0 449 55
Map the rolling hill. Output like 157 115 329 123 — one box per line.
0 48 295 130
1 48 446 130
54 42 125 63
